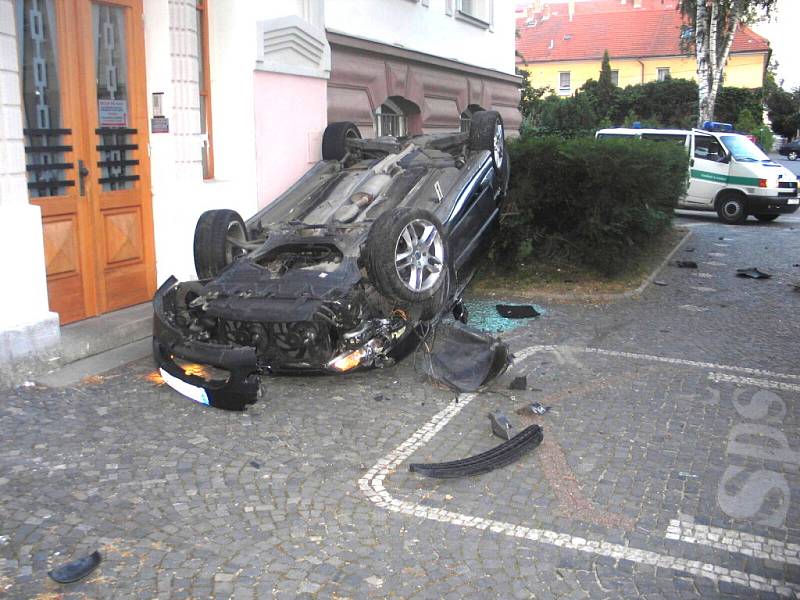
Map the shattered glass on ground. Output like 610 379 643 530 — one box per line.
463 299 545 333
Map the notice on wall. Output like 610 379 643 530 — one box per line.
151 116 169 133
98 99 128 127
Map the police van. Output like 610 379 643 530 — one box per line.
596 123 799 224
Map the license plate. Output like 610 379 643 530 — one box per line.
788 199 799 205
160 368 210 405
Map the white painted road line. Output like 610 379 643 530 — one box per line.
667 518 800 566
708 372 800 392
513 345 800 381
358 345 800 597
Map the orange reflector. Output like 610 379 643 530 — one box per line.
759 179 768 188
328 348 367 372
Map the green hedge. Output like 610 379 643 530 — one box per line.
492 136 688 276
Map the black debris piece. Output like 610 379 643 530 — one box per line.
452 301 468 324
736 268 771 279
793 264 799 268
653 280 668 286
509 375 527 390
791 282 800 292
489 411 514 440
374 394 384 402
684 247 695 253
496 304 541 319
249 460 261 469
675 260 698 269
409 424 543 478
419 322 511 392
48 551 102 584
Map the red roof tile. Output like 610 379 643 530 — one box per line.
516 7 770 63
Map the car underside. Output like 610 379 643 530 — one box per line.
153 112 509 410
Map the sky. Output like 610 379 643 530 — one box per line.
751 0 799 91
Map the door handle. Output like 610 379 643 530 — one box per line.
690 159 694 167
78 160 89 196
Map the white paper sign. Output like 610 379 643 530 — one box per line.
98 99 128 127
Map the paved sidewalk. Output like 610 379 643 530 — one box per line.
1 213 798 599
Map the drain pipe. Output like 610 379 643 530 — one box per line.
637 59 645 84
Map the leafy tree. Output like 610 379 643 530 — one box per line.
680 0 777 125
625 79 698 128
734 108 758 132
530 92 599 138
518 68 549 119
767 87 800 140
715 86 763 124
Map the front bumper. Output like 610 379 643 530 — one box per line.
746 194 799 215
153 277 260 411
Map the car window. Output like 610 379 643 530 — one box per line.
694 135 725 162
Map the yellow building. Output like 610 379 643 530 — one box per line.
516 2 770 94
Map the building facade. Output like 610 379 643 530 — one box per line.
0 0 520 372
516 0 770 94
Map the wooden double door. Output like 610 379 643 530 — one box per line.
17 0 155 324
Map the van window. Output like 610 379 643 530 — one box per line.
641 133 687 145
597 133 635 139
694 135 726 162
719 135 769 162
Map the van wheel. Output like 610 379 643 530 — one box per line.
716 193 747 225
788 151 798 161
755 214 779 222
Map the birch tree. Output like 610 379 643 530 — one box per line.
681 0 776 126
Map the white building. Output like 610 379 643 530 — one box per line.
0 0 520 376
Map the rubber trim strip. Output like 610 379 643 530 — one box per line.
409 424 543 478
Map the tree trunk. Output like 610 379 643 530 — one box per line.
695 1 711 126
697 0 745 126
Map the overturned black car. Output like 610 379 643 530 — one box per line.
153 111 509 410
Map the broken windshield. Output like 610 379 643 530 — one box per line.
720 135 769 162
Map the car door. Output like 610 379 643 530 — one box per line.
686 133 730 208
445 155 498 275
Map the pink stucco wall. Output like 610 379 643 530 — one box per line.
253 71 329 208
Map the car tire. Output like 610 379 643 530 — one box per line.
193 209 248 279
322 122 361 161
469 110 505 174
789 150 798 161
716 193 747 225
366 207 449 305
755 214 779 222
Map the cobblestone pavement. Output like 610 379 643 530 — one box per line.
1 214 799 599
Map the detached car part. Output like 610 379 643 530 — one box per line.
409 424 544 478
489 411 514 440
48 551 102 584
420 322 511 392
153 112 510 409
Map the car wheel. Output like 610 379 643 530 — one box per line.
469 110 505 174
366 207 448 304
716 193 747 225
193 209 248 279
789 150 798 161
322 122 361 161
755 214 779 222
